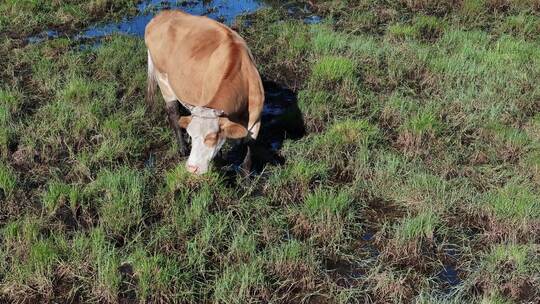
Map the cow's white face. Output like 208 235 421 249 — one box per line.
179 107 247 175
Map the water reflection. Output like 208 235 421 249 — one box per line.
27 0 321 44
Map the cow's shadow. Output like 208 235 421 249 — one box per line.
215 80 305 175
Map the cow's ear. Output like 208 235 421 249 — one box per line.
219 117 248 139
178 116 192 129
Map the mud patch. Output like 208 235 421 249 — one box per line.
364 199 407 227
52 205 78 231
118 262 137 303
324 259 364 288
52 268 81 303
282 2 322 24
501 278 536 303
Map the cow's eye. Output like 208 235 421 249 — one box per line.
204 133 218 147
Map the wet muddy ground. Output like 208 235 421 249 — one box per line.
3 1 539 303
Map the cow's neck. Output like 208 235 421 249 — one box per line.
178 100 195 112
180 101 224 119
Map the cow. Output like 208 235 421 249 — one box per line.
144 10 264 175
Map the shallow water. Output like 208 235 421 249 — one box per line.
81 0 263 39
28 0 320 44
439 264 460 287
28 0 263 43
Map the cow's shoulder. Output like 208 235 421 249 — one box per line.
145 10 186 36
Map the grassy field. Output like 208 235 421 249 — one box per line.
1 0 540 303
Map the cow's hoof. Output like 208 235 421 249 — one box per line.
238 168 251 178
239 161 252 177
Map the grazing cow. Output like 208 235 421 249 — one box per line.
145 10 264 175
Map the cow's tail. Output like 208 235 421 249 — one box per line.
146 50 158 110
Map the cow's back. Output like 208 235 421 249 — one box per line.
145 10 259 120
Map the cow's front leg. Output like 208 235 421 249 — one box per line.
240 142 253 176
240 120 260 175
166 100 188 156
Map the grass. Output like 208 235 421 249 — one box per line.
90 167 146 237
395 210 440 242
463 243 540 302
485 179 540 220
0 164 16 198
311 24 350 54
0 0 539 303
311 56 357 84
0 0 138 37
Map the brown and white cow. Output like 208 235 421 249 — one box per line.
145 10 264 174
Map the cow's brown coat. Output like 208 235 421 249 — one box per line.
145 10 264 133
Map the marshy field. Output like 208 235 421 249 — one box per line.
1 0 539 303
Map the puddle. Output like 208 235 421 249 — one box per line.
28 0 264 44
81 0 263 39
361 231 374 241
27 30 61 44
358 230 380 258
438 264 460 287
144 153 156 170
439 246 461 289
27 0 321 44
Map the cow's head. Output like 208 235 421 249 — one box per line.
178 107 247 174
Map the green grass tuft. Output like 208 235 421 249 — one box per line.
395 210 439 242
318 119 380 148
486 244 537 274
42 181 80 214
214 259 265 304
311 24 349 54
404 109 441 136
311 56 357 84
0 162 16 197
485 180 540 221
128 248 188 302
302 188 352 219
89 167 145 236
